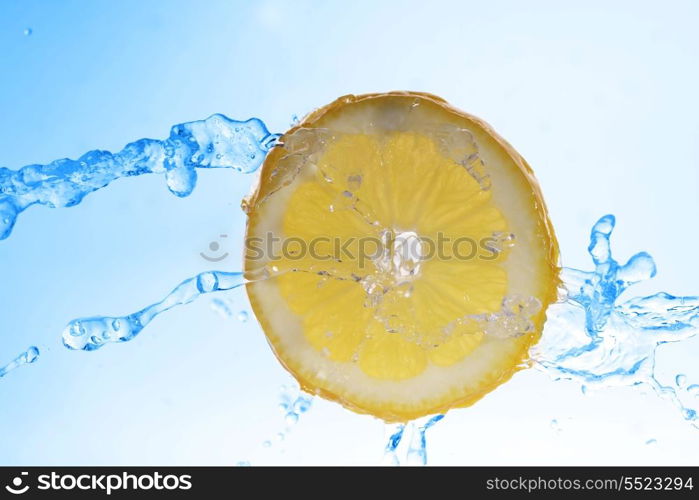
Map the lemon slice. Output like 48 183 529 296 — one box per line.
244 92 559 422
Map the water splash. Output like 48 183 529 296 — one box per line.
0 106 696 466
0 114 279 240
532 215 699 426
382 424 406 466
55 211 698 462
382 215 698 464
382 414 444 466
405 414 444 465
62 271 245 351
0 346 40 378
0 113 281 351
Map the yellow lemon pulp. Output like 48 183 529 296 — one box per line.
244 92 559 422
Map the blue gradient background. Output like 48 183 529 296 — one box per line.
1 0 698 465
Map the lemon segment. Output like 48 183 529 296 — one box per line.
244 92 559 422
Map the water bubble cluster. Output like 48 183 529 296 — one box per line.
278 383 313 430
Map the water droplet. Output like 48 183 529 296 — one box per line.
686 384 699 396
211 298 234 319
645 438 657 445
236 461 251 466
237 310 249 322
293 397 312 414
675 374 687 387
23 28 32 36
285 412 299 426
276 432 285 441
262 440 271 448
25 346 40 364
